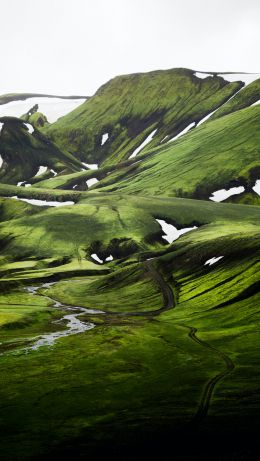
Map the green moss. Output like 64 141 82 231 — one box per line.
45 68 242 165
211 78 260 120
93 106 260 199
0 118 83 184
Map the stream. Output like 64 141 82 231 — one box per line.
24 282 104 351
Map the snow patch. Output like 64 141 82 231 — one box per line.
10 197 74 207
195 72 213 79
101 133 109 146
72 184 78 189
35 166 47 177
205 256 224 266
197 110 217 127
160 135 169 143
86 178 99 188
0 155 3 168
17 181 26 186
210 186 245 202
82 162 98 170
252 179 260 196
91 253 103 264
156 219 197 243
167 123 195 143
0 122 3 134
50 169 57 176
105 255 113 262
25 123 34 134
129 128 157 159
197 87 243 126
251 100 260 106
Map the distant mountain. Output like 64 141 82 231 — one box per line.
0 92 89 105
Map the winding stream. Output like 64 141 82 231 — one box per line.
24 283 104 351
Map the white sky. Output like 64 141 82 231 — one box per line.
1 0 259 96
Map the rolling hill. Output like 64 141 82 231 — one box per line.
0 68 259 461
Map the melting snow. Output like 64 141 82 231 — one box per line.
91 253 103 264
197 110 217 127
35 166 47 177
251 100 260 106
197 87 243 126
210 186 245 202
86 178 99 188
129 128 157 159
0 122 3 134
50 169 57 176
25 183 31 187
101 133 109 145
0 97 86 123
252 179 260 195
195 72 213 79
105 255 113 261
160 135 169 143
72 184 78 189
82 162 98 170
17 181 26 186
156 219 197 243
167 123 195 143
10 197 74 207
205 256 224 266
24 123 34 134
0 155 3 168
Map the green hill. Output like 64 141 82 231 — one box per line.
44 68 243 165
0 68 259 461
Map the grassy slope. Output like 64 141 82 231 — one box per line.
0 198 259 460
211 78 260 120
44 68 242 165
0 194 259 264
29 105 260 203
0 118 83 184
92 106 260 200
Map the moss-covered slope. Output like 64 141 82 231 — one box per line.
0 117 83 184
44 68 243 165
91 106 260 200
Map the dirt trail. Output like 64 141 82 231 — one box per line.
183 325 235 422
114 260 175 317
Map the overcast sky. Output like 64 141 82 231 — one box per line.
1 0 259 95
